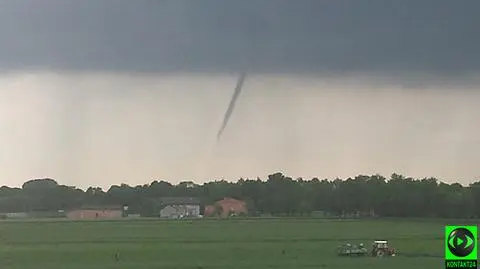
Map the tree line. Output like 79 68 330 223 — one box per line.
0 172 479 218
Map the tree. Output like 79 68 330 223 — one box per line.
0 173 477 219
22 178 58 191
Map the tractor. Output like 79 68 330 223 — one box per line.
371 240 396 257
337 243 368 256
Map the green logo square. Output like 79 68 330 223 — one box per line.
445 225 477 261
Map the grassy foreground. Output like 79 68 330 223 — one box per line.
0 218 450 269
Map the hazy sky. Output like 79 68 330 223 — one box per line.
1 1 479 189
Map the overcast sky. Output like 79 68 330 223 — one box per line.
1 1 479 189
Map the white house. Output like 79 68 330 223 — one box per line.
158 197 201 219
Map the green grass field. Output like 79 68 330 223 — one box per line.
0 218 456 269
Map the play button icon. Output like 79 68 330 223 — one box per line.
448 228 476 257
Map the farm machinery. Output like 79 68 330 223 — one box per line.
337 240 396 257
371 240 396 257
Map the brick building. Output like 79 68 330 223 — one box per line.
204 197 248 217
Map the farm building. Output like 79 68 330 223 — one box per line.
204 197 248 217
158 197 200 219
66 205 126 220
0 212 28 220
0 210 66 220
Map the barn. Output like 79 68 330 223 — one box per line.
66 205 126 220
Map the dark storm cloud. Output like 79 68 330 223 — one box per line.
0 0 479 76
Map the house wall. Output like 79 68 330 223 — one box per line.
205 198 248 217
66 209 123 220
160 204 200 218
5 212 28 219
160 205 177 218
185 204 200 216
217 198 247 217
204 205 216 216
